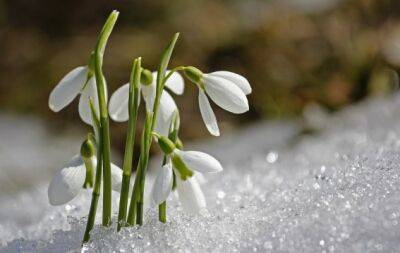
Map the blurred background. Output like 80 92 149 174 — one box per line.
1 0 400 157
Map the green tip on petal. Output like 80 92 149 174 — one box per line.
172 154 194 180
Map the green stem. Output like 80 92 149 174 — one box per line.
158 112 180 222
99 117 112 226
117 58 141 230
127 33 179 226
136 115 152 225
82 155 102 243
82 157 94 188
163 66 184 84
93 11 119 226
82 103 102 244
126 171 138 225
127 112 153 225
159 201 167 223
158 156 168 223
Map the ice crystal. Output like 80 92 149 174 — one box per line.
3 93 400 252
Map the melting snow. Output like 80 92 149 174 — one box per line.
2 93 400 252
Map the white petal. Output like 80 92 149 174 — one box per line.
174 149 223 173
176 176 206 213
155 91 177 136
111 163 123 192
141 80 156 112
49 66 87 112
48 155 86 205
194 172 207 185
198 90 220 136
210 71 252 95
78 77 99 125
108 83 130 122
151 163 173 205
203 75 249 114
165 71 185 95
142 170 156 210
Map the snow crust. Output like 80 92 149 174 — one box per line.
2 93 400 252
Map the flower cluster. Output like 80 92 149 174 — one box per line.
47 10 251 243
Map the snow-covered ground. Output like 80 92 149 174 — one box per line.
2 93 400 252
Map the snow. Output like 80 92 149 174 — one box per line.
2 93 400 252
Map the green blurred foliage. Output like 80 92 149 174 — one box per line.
1 0 400 152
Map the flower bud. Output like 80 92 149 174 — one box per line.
183 66 203 84
81 136 95 189
80 137 95 159
87 132 97 148
158 135 176 155
141 68 153 86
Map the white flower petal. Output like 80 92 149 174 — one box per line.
210 71 252 95
151 163 173 205
48 155 86 206
198 90 220 136
203 75 249 114
78 77 99 125
111 163 123 192
174 149 223 173
49 66 87 112
108 83 130 122
194 172 207 185
176 176 206 213
141 80 156 112
155 91 177 136
165 71 185 95
142 170 156 210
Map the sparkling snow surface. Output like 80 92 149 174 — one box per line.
2 93 400 252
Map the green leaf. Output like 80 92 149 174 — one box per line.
151 33 180 130
89 98 100 130
156 32 180 94
96 10 119 59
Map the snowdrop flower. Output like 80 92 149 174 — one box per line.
109 70 184 136
48 65 99 125
151 135 223 213
183 67 252 136
47 139 123 206
175 175 207 213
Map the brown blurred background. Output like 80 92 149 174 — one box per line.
1 0 400 154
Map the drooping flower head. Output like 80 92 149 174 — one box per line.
151 135 223 213
108 69 184 136
183 67 252 136
48 62 99 125
47 137 123 206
